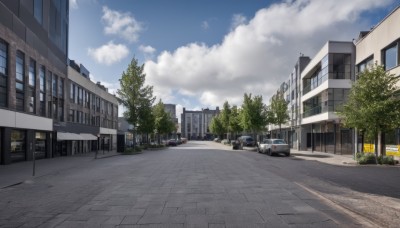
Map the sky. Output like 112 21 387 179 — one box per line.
68 0 399 122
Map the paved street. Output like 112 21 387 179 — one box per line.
0 141 399 227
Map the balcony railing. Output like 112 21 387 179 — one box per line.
302 101 345 118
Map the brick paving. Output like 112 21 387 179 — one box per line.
0 141 379 227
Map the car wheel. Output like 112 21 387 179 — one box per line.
286 152 290 157
267 149 271 156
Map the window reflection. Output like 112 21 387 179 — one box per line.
11 130 25 162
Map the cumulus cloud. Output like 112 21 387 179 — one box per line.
70 0 78 9
88 41 129 65
102 6 143 42
144 0 393 109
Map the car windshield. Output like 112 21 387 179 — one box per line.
273 139 286 144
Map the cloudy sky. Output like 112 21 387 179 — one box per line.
69 0 398 121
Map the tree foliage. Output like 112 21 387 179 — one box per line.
339 64 400 154
269 92 290 135
220 101 231 134
153 100 176 139
117 57 155 146
240 93 269 139
209 115 224 139
229 105 243 137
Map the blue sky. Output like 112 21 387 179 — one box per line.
69 0 399 120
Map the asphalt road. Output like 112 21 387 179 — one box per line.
0 141 399 227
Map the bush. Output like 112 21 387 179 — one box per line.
378 155 395 165
357 152 377 165
123 146 142 155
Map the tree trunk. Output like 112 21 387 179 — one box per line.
374 133 378 164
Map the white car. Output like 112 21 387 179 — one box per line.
257 138 290 156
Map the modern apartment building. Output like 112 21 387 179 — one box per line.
62 60 118 156
299 41 356 154
181 107 219 140
269 56 311 149
0 0 68 164
355 6 400 153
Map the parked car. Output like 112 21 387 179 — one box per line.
213 137 221 142
257 138 290 156
167 139 177 146
176 138 182 145
238 136 255 147
181 137 188 144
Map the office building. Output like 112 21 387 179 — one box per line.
0 0 68 164
181 107 219 140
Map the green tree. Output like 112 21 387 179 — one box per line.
220 101 231 139
117 57 155 148
229 105 243 139
210 115 225 139
153 100 176 144
339 64 400 156
270 92 290 137
137 98 155 144
240 93 269 143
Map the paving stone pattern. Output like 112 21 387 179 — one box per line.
0 141 362 227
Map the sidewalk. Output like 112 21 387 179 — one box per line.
290 149 358 166
0 150 120 189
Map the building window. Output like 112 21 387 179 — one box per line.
16 51 25 111
0 39 8 107
58 77 64 98
68 109 74 122
47 71 53 118
33 0 43 24
58 99 64 121
74 85 78 104
383 43 398 71
11 130 26 162
52 74 57 97
35 131 46 159
39 66 46 116
28 59 36 114
29 88 35 113
29 59 36 87
70 82 74 101
357 56 374 75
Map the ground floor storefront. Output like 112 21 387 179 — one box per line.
0 127 52 165
270 122 354 155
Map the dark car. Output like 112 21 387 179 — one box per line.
238 136 255 147
167 139 177 146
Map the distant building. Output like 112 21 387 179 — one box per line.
118 117 134 147
181 107 220 140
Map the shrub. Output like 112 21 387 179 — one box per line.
357 152 377 165
123 146 142 155
378 155 395 165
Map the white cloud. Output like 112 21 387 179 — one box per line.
231 14 247 30
139 45 156 60
88 41 129 66
102 6 143 43
201 21 209 30
144 0 393 108
70 0 78 9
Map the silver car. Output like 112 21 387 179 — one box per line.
257 138 290 156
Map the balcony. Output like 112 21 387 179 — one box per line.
303 100 345 118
